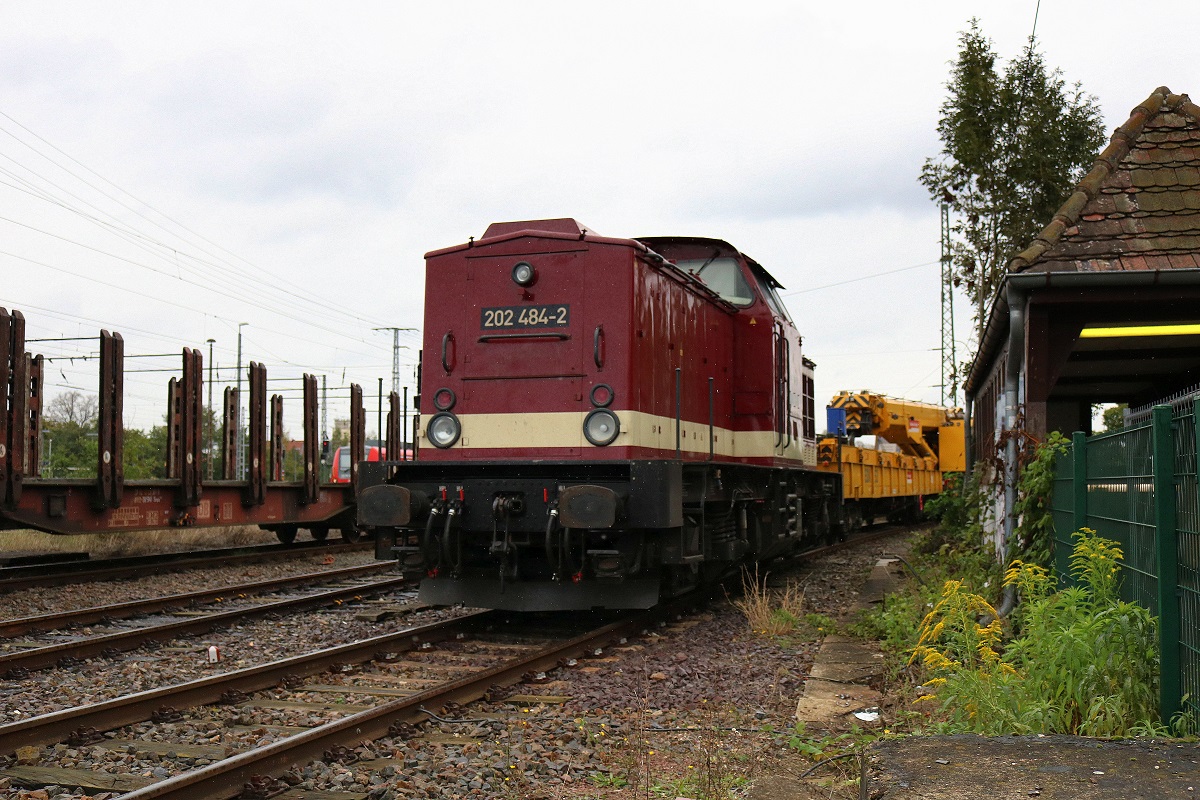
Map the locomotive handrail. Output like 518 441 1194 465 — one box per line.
675 367 682 458
477 332 571 342
593 325 604 368
783 334 792 450
707 376 715 461
441 331 454 372
777 326 787 450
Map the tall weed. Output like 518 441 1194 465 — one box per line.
911 528 1159 736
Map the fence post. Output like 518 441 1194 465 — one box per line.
1071 431 1088 535
1152 404 1181 723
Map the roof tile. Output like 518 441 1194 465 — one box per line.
1160 192 1187 212
1130 168 1158 188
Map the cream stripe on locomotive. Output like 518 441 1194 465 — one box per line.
423 410 817 464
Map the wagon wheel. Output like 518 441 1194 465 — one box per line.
341 525 362 544
274 525 298 545
310 526 329 543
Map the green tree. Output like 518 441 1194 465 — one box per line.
922 21 1106 339
1101 404 1127 433
42 391 99 478
124 425 169 479
42 418 97 478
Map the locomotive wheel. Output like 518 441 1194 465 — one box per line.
274 525 298 545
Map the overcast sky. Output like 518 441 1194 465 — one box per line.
1 1 1196 434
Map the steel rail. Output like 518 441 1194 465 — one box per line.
0 611 493 755
119 608 664 800
0 575 411 674
0 562 395 638
0 540 371 593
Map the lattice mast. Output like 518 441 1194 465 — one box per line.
940 202 957 406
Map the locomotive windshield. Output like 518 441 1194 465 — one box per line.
677 257 755 306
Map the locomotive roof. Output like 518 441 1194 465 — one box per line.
424 220 787 293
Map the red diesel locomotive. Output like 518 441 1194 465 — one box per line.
357 218 839 611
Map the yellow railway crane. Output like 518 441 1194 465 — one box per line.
818 391 964 530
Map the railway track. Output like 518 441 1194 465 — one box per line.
0 566 410 675
0 604 675 799
0 562 398 639
0 539 371 593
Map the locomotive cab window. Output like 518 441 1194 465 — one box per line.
752 270 793 323
677 257 755 307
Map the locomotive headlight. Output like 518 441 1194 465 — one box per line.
511 261 536 287
427 412 461 448
583 409 620 446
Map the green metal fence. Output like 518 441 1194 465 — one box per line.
1050 404 1195 723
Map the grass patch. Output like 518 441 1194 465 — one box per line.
0 525 276 559
732 568 808 637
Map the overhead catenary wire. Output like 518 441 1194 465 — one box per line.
783 258 940 296
0 111 406 335
0 216 390 352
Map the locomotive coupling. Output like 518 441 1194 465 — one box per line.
492 494 526 518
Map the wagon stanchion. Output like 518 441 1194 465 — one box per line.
25 353 43 481
270 393 284 481
0 309 32 504
245 362 266 506
181 348 203 508
350 383 365 486
222 386 239 481
386 391 401 478
96 329 124 509
301 374 319 503
6 311 29 505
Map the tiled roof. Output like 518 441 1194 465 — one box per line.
1010 87 1200 272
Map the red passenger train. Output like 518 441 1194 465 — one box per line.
357 218 839 610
